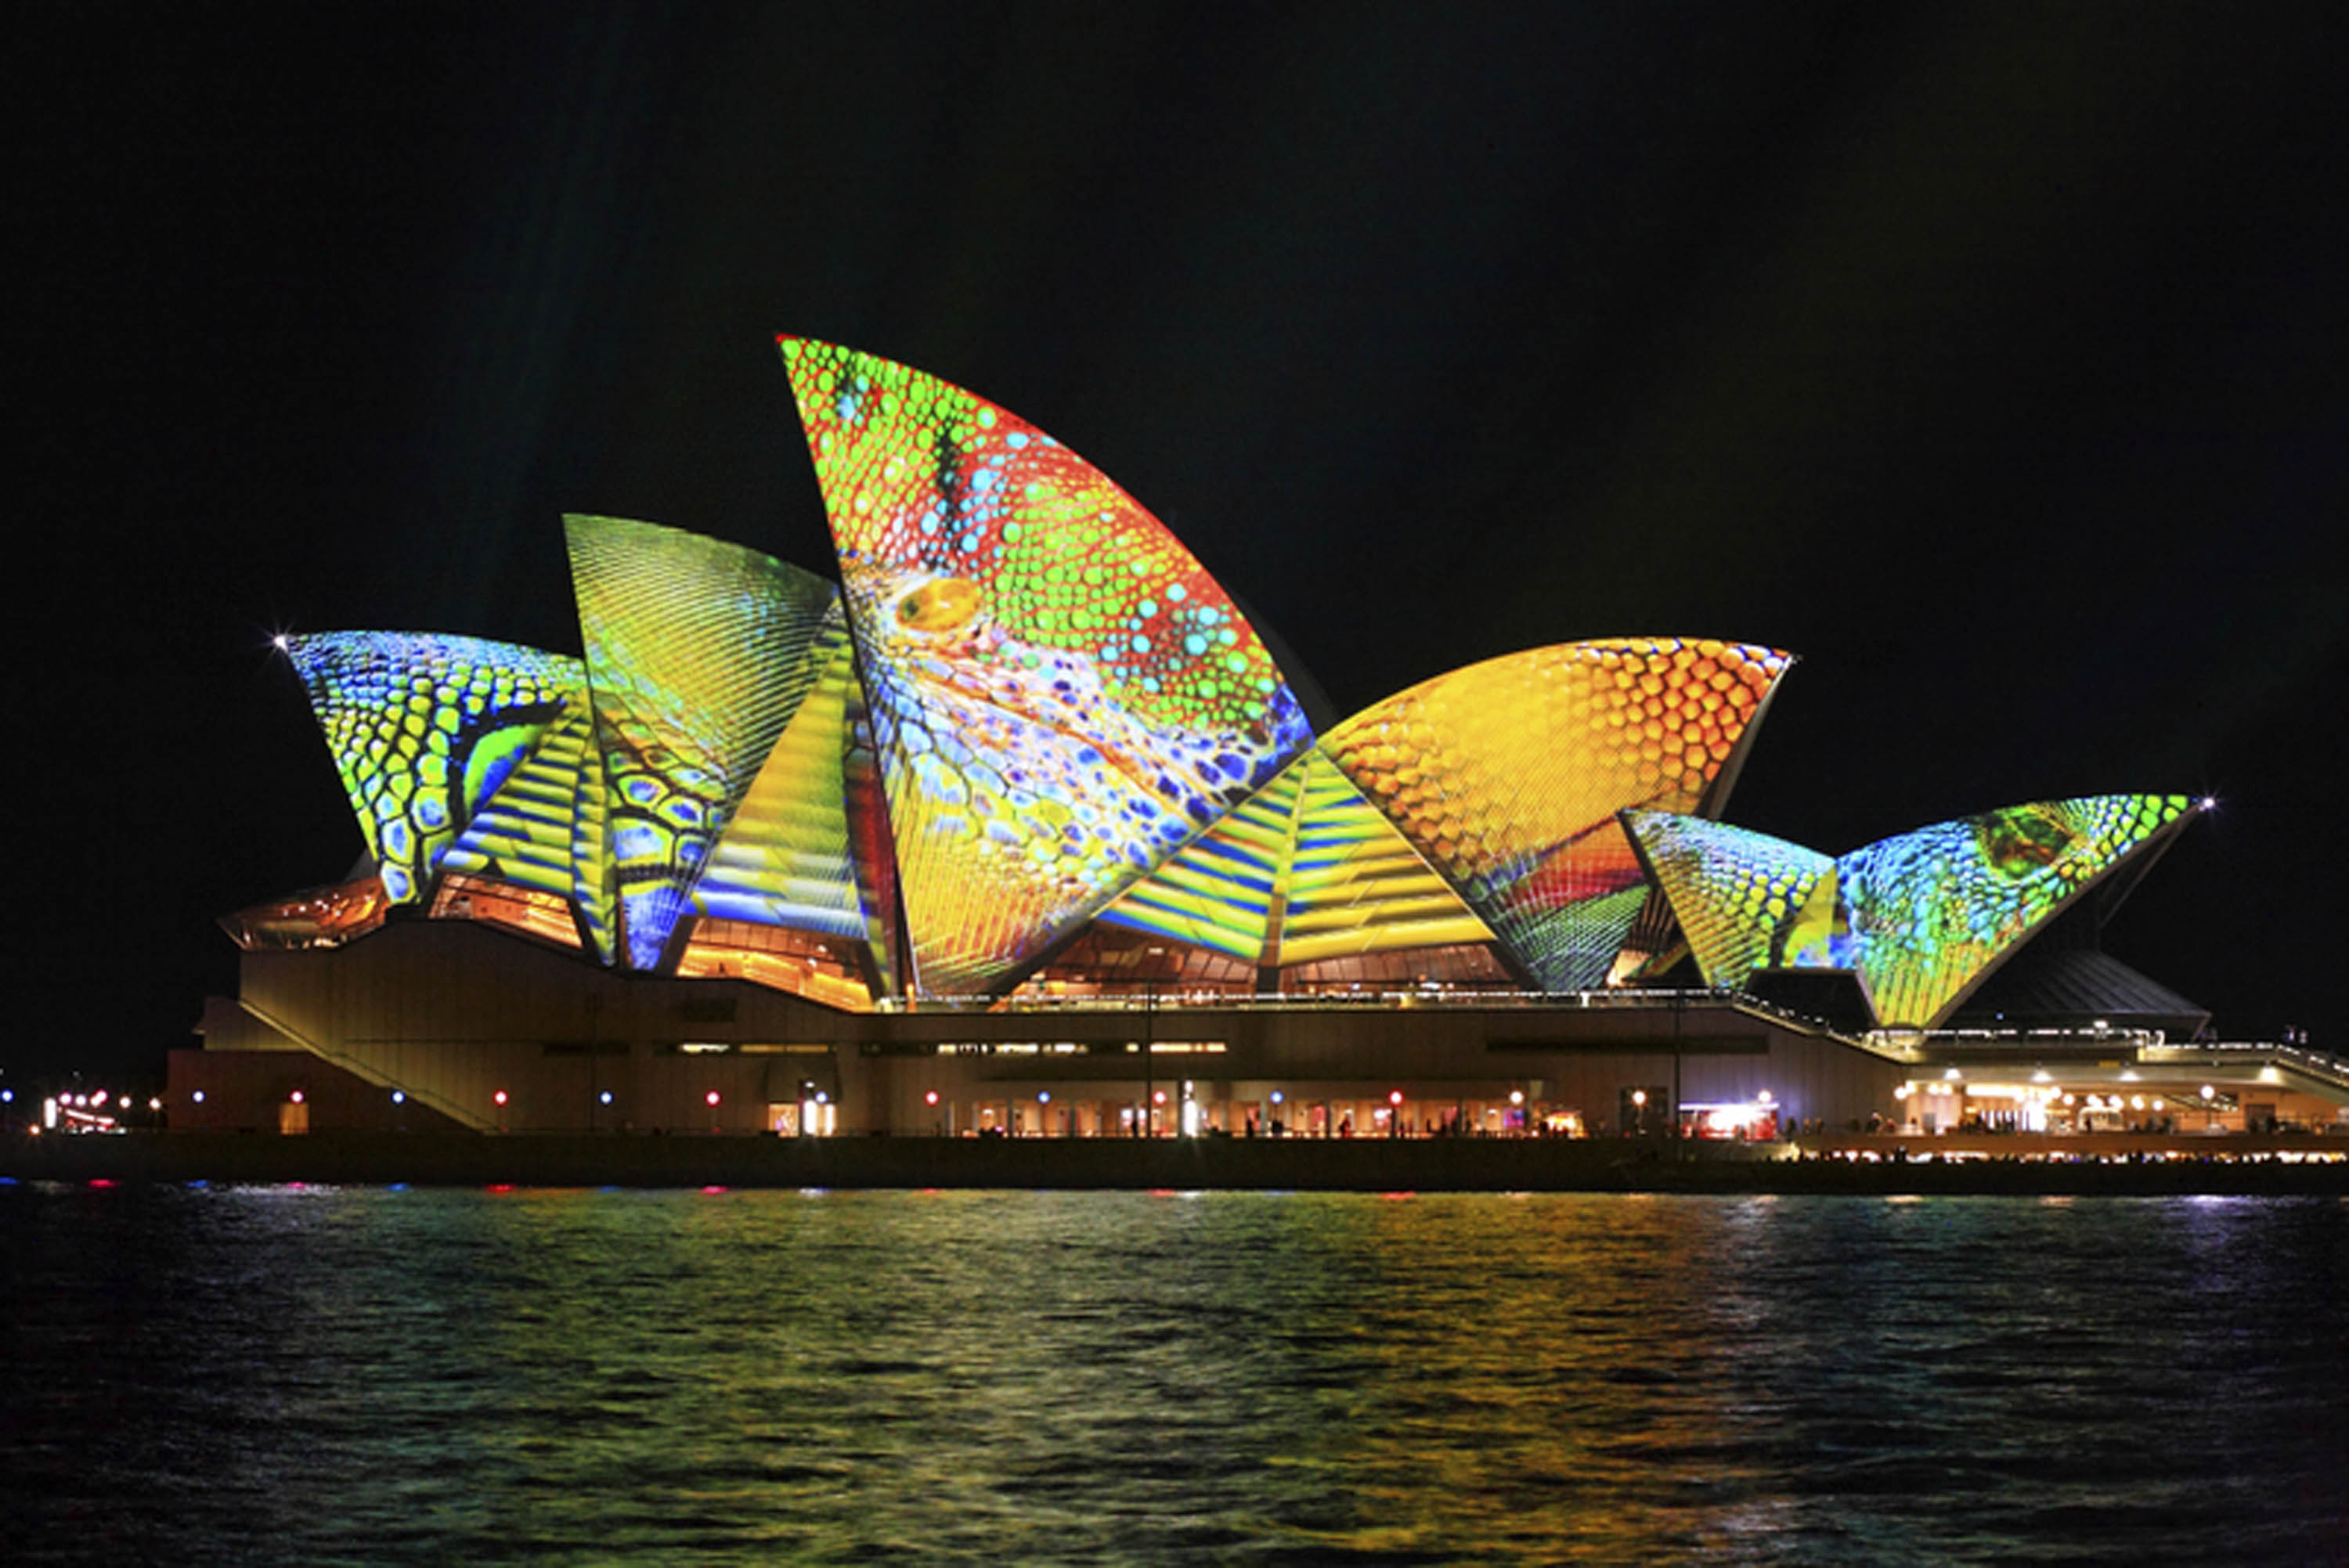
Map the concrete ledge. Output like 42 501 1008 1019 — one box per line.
6 1134 2345 1195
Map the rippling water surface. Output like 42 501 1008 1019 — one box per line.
3 1185 2342 1564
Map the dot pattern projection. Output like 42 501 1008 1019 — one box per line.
287 633 581 905
779 337 1315 995
1621 810 1836 991
1319 639 1791 991
1832 795 2197 1027
566 515 840 970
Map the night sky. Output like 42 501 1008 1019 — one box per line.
18 2 2347 1088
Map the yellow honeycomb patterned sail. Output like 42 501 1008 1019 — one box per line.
1319 639 1792 990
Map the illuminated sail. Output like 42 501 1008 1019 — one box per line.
1321 639 1791 990
565 515 839 969
781 337 1314 995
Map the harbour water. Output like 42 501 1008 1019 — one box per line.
4 1185 2343 1563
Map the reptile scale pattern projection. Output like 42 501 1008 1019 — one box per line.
262 340 2204 1017
1623 796 2199 1026
1621 811 1837 993
286 633 582 904
780 337 1315 996
1832 795 2199 1026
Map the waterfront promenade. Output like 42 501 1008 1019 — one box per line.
7 1130 2344 1195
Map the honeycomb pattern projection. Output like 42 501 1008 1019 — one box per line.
287 633 582 905
1097 755 1311 964
1834 795 2197 1027
692 615 868 940
780 337 1315 995
566 515 840 970
1276 752 1494 969
1319 639 1792 991
441 699 599 902
1620 811 1835 990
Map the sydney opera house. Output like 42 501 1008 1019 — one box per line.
171 340 2347 1141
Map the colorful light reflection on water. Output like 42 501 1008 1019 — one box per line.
2 1187 2342 1563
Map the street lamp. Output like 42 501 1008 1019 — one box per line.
1141 975 1156 1137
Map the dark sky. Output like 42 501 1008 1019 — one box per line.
16 2 2347 1087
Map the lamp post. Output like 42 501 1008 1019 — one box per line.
586 993 602 1134
1142 979 1155 1138
1672 988 1686 1158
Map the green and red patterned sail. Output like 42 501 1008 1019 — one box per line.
778 337 1315 996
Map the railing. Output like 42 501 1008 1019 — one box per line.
1861 1029 2349 1098
235 999 494 1132
881 986 1806 1018
1868 1024 2170 1061
2144 1040 2349 1095
866 986 1891 1054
